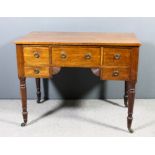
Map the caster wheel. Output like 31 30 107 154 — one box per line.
21 122 26 127
128 128 134 133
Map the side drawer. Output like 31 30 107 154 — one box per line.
23 46 49 66
103 48 131 66
24 67 50 78
101 67 130 80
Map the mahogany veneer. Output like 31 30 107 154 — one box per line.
15 32 141 133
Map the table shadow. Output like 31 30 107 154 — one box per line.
103 99 125 108
28 100 128 133
30 68 126 131
0 118 19 126
134 120 155 131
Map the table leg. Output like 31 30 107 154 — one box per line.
124 81 129 107
127 81 136 133
19 77 28 127
36 78 41 103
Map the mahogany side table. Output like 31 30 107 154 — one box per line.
15 32 141 133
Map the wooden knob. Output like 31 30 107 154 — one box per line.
112 70 119 76
34 68 40 74
60 52 67 59
34 52 40 58
114 53 121 60
85 53 91 59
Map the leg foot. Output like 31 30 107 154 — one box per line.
21 122 26 127
128 128 134 133
127 115 134 133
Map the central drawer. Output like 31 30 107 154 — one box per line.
52 47 101 67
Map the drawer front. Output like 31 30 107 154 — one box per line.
103 48 131 66
24 67 50 78
101 67 130 80
52 47 101 67
23 47 49 66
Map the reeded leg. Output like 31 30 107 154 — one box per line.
124 81 129 107
19 77 28 127
36 78 41 103
127 81 136 133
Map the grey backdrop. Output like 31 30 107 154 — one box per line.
0 17 154 99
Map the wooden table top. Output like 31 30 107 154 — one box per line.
15 32 141 46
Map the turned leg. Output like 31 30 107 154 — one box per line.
36 78 41 103
19 77 28 127
127 81 136 133
124 81 129 107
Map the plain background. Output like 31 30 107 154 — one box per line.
0 17 154 99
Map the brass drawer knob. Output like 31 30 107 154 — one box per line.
114 53 121 60
85 53 92 60
112 70 119 77
60 52 67 59
34 52 40 58
34 68 40 74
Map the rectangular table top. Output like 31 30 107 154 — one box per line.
15 32 141 46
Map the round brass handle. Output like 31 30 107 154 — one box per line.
114 53 121 60
112 70 119 77
34 52 40 58
34 68 40 74
60 52 67 59
85 53 92 60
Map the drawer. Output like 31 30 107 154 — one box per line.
103 48 131 66
23 47 49 66
52 47 101 67
24 67 50 78
101 67 130 80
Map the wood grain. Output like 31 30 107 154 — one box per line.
52 46 101 67
15 32 141 46
24 67 50 78
23 46 49 66
129 47 139 81
16 45 24 78
103 48 131 66
15 32 141 131
101 67 130 80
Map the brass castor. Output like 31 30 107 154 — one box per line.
21 122 26 127
128 128 134 133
